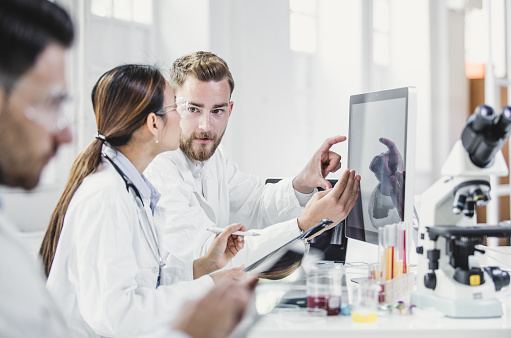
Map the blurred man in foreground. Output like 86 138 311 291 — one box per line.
0 1 254 337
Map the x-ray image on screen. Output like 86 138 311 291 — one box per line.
346 87 416 245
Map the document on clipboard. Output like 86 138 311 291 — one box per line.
242 219 333 280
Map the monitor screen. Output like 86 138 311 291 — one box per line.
345 87 416 245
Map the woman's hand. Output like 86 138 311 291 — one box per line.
193 223 245 278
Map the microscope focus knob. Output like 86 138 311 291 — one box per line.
427 249 440 270
484 266 511 292
424 272 437 290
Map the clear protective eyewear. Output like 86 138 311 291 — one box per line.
180 101 231 120
156 97 188 118
23 92 72 134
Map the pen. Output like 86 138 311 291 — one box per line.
207 227 261 236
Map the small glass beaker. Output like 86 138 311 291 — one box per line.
349 280 380 323
306 264 342 316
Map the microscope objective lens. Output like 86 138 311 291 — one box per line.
452 194 466 215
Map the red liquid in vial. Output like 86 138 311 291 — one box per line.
307 295 340 316
378 283 385 303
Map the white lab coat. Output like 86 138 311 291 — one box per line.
0 211 71 337
144 146 311 280
47 150 214 338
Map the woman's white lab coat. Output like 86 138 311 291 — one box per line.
47 154 214 338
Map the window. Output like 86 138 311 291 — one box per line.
90 0 153 24
289 0 317 53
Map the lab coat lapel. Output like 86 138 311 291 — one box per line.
154 206 170 261
173 150 217 223
137 195 159 257
202 165 219 223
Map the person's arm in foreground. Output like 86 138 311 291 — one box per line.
173 277 258 338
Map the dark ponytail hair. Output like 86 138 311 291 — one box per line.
40 64 166 276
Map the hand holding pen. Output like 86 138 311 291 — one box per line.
193 223 247 278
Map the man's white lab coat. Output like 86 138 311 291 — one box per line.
145 146 312 280
0 212 71 337
47 150 213 338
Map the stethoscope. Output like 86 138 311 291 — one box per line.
103 153 165 288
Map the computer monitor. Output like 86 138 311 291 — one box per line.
345 87 417 245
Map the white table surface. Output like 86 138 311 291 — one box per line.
248 298 511 338
247 260 511 338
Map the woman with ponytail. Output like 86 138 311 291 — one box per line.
39 64 246 337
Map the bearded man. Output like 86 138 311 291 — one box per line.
145 51 360 280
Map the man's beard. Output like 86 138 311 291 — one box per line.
180 130 225 162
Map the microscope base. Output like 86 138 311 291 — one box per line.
411 291 503 318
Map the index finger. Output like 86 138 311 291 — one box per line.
318 135 347 153
379 137 398 153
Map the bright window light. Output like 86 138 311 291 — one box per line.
133 0 152 25
113 0 132 21
289 0 317 53
90 0 153 24
290 13 317 53
90 0 112 18
373 0 390 31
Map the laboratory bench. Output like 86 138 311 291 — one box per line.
246 257 511 338
248 298 511 338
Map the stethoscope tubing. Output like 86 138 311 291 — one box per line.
103 153 165 287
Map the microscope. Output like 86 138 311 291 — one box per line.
412 105 511 318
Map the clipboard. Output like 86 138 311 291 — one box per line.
242 219 333 280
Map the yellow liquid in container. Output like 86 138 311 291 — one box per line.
351 311 377 323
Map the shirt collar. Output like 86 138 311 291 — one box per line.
185 154 207 180
103 145 161 213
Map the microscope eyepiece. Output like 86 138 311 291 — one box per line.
469 104 495 132
490 106 511 142
461 104 511 167
502 105 511 119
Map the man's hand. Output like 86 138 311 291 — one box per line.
293 135 346 193
172 277 258 338
297 169 360 234
193 223 245 279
